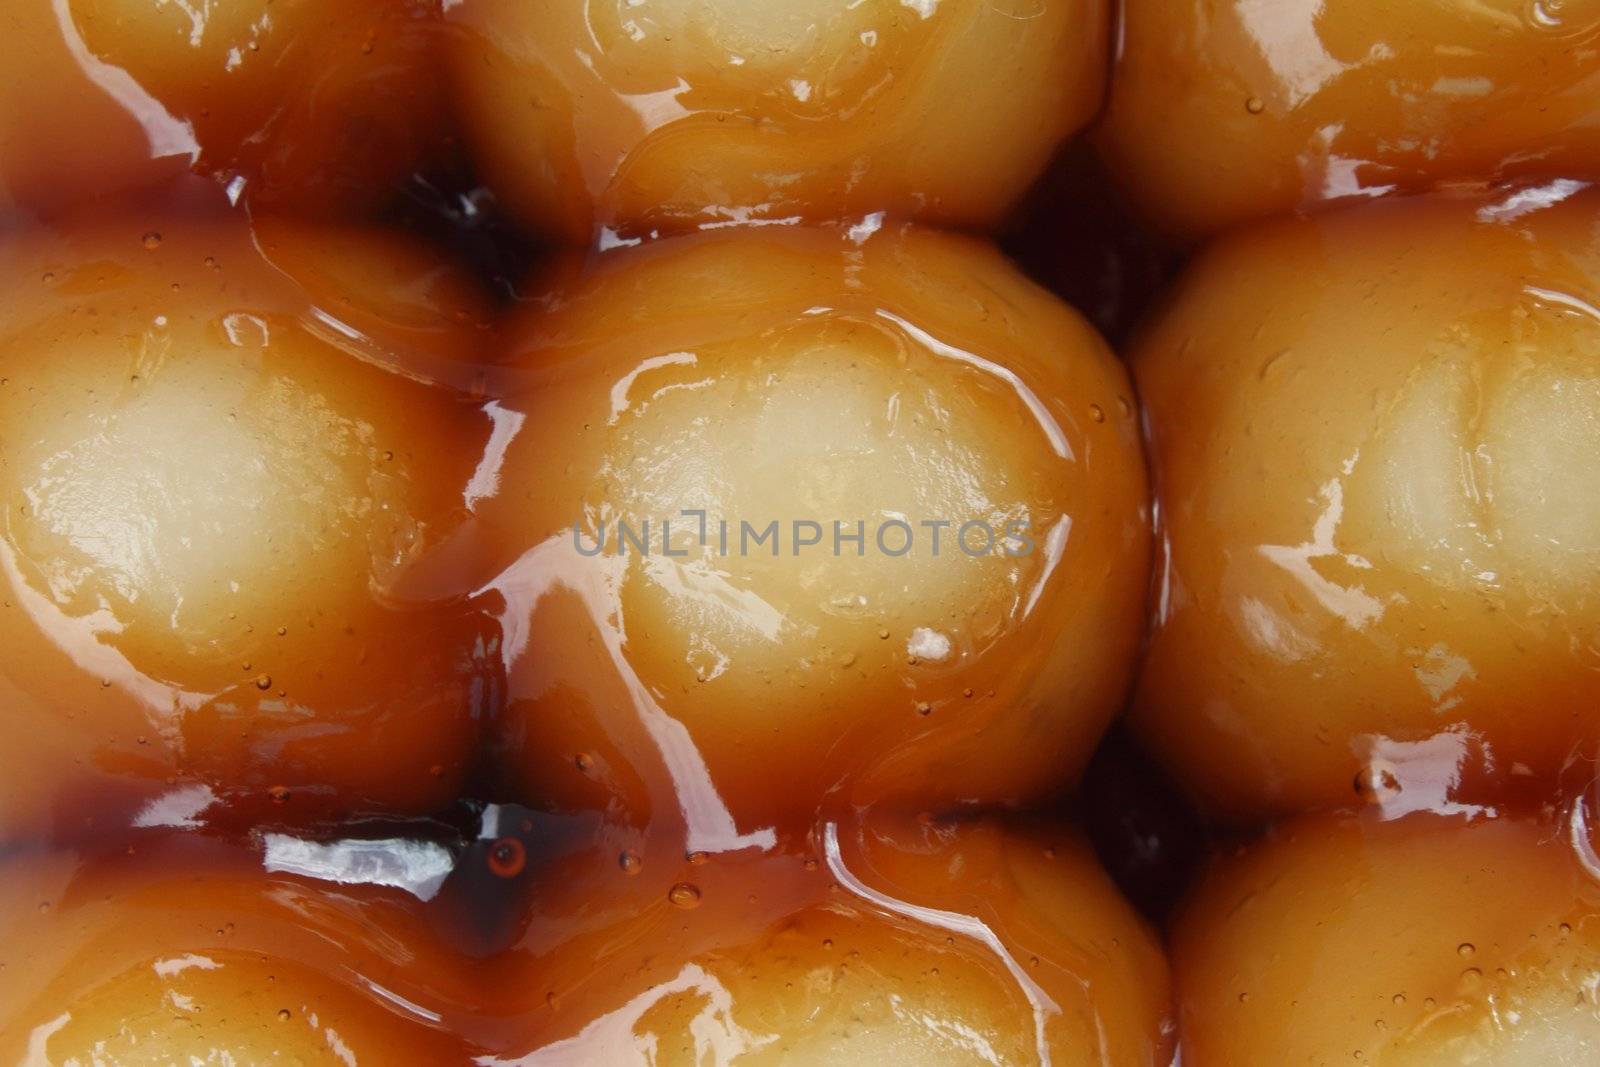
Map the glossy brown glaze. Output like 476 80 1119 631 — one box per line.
18 0 1600 1059
1174 806 1600 1065
0 181 501 839
468 222 1150 838
0 0 191 221
443 0 1109 243
1097 0 1600 241
37 0 451 216
0 830 485 1062
1132 182 1600 821
477 811 1174 1065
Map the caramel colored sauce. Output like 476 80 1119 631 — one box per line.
1131 182 1600 822
0 179 500 839
476 810 1173 1065
1174 804 1600 1065
1097 0 1600 241
0 0 190 220
469 223 1149 836
10 0 1600 1062
68 0 451 216
0 161 1171 1067
443 0 1110 242
0 829 487 1063
0 803 1176 1063
0 4 1172 1041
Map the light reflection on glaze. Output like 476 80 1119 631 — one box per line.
445 0 1110 241
875 310 1075 462
823 821 1061 1066
1174 809 1600 1065
481 813 1173 1065
1255 474 1391 631
1099 0 1600 239
130 784 219 830
0 532 212 728
482 534 777 856
478 964 778 1066
473 224 1148 830
0 185 499 838
464 401 529 512
1132 182 1600 819
260 833 457 901
48 0 198 163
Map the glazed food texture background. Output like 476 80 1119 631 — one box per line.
0 1 1597 1065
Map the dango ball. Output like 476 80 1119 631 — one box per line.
471 223 1149 834
67 0 449 214
486 813 1175 1065
1131 183 1600 819
446 0 1110 242
1097 0 1600 240
1174 809 1600 1065
0 836 480 1062
0 183 498 837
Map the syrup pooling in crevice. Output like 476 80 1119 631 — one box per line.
465 221 1150 837
443 0 1110 243
1131 181 1600 821
386 161 553 309
0 179 504 840
998 143 1181 349
1075 724 1210 925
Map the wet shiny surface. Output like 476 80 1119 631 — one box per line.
444 0 1109 243
0 190 1168 1060
1098 0 1600 241
1174 805 1600 1065
10 0 1600 1059
0 0 191 220
0 830 486 1063
469 223 1150 836
0 808 1174 1064
0 180 500 839
1132 182 1600 821
477 810 1174 1065
3 0 450 220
